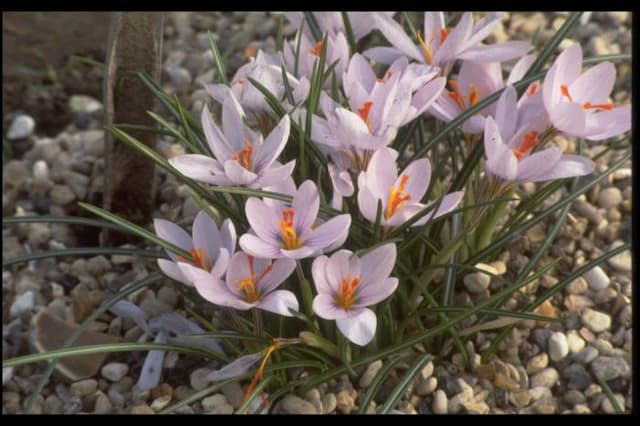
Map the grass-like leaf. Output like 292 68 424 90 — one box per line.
357 353 412 414
3 215 124 231
378 353 433 413
208 31 228 85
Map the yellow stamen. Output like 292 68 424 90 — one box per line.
335 276 361 309
310 41 323 56
560 84 573 102
447 80 466 111
512 131 540 160
468 83 479 107
582 102 613 111
357 101 374 133
279 208 302 250
417 30 434 65
234 256 274 303
386 174 411 219
241 339 281 411
231 139 253 170
176 247 213 270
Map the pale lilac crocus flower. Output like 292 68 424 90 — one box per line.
483 87 594 184
542 43 631 141
284 12 395 42
365 12 531 74
178 252 298 316
311 244 398 346
358 148 464 228
430 54 536 135
154 210 235 285
169 90 295 189
240 180 351 259
283 30 349 88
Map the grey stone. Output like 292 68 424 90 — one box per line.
202 394 233 414
601 393 625 414
87 256 112 276
3 160 29 187
574 345 600 364
359 360 383 388
282 394 317 414
548 332 569 362
166 66 192 90
150 395 172 412
189 367 212 391
563 364 592 391
7 114 35 139
566 331 586 354
94 391 113 414
583 266 610 291
9 291 34 318
415 376 437 396
463 264 496 293
597 187 622 209
50 185 76 206
221 381 244 408
70 379 98 397
44 394 64 414
33 160 50 180
581 309 611 333
590 357 630 381
101 363 129 382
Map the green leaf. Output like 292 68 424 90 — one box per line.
357 353 412 414
379 353 433 413
596 374 624 414
341 12 357 54
208 31 228 85
2 215 124 231
304 12 323 42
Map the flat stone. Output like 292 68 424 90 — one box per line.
202 394 233 414
359 360 383 388
530 368 558 388
432 390 448 414
581 309 611 333
597 187 622 209
548 332 569 362
101 363 129 382
607 241 631 272
281 394 317 414
87 256 112 276
590 356 630 381
582 266 610 291
70 379 98 397
7 114 35 139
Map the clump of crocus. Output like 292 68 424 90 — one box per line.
357 148 464 227
365 12 531 74
153 210 236 285
542 43 631 141
179 252 298 316
311 244 398 346
240 180 351 259
169 90 295 189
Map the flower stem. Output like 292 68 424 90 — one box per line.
475 187 515 252
253 309 264 337
296 261 315 321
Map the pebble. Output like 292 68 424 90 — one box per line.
432 390 448 414
463 263 497 293
358 361 384 389
597 187 622 209
548 332 569 361
130 404 155 414
3 160 30 188
607 241 631 272
221 381 244 409
70 379 98 397
335 390 355 414
601 393 625 414
563 364 592 391
567 276 588 294
281 394 318 414
101 363 129 382
590 356 630 381
94 391 113 414
7 114 35 139
202 394 233 414
415 376 438 396
50 185 76 206
305 388 323 413
583 266 610 291
530 368 558 388
581 309 611 333
189 367 212 391
69 95 103 114
87 256 112 276
27 223 51 245
574 345 600 364
566 331 586 354
9 291 35 318
166 66 192 90
573 200 602 224
321 393 337 414
420 361 434 380
157 286 179 308
33 160 50 180
564 389 586 406
44 394 64 414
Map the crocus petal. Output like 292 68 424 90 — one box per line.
404 77 446 124
543 43 583 112
483 116 503 160
206 353 262 382
311 255 332 295
192 211 222 264
359 244 397 288
345 53 376 93
430 191 465 220
239 234 282 259
220 219 237 256
169 154 231 186
533 154 594 181
353 277 399 308
457 41 532 63
259 258 296 295
257 290 299 316
569 61 616 105
201 103 233 161
328 162 354 197
550 102 587 137
224 160 258 185
362 46 405 65
515 147 563 182
245 197 281 243
357 184 381 223
183 263 253 309
423 12 445 46
136 332 166 390
313 294 350 320
109 300 149 334
279 246 316 259
494 86 518 142
364 147 397 202
398 158 431 202
250 160 296 189
506 54 537 86
304 214 351 251
209 249 230 278
324 250 356 291
221 93 249 150
336 308 377 346
153 218 192 261
292 180 320 233
253 115 290 171
373 13 423 62
465 11 503 47
157 259 190 285
586 105 631 140
434 11 473 66
488 144 519 182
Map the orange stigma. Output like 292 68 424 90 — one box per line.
279 208 302 250
235 256 274 303
417 30 435 65
439 28 450 44
310 41 323 56
386 174 411 219
357 101 374 133
582 102 613 111
560 85 573 102
335 276 361 309
468 83 480 107
527 82 538 96
232 139 253 170
241 339 282 411
512 131 540 160
177 247 213 270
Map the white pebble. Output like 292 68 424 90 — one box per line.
548 332 569 361
582 266 610 291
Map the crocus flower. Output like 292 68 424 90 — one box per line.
358 148 464 228
365 12 531 74
542 43 631 141
169 90 295 189
206 50 285 113
240 180 351 259
311 244 398 346
430 54 537 134
154 210 235 285
178 252 299 316
483 87 594 184
283 30 349 88
284 12 395 42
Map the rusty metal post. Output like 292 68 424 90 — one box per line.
102 12 164 245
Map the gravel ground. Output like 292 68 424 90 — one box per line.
2 11 632 414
